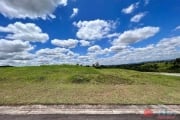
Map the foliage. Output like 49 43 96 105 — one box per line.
99 58 180 73
69 74 91 84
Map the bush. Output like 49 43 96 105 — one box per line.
0 77 8 81
37 76 46 81
70 74 90 84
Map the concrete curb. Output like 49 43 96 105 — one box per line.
0 105 180 115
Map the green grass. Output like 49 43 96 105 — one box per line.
0 65 179 105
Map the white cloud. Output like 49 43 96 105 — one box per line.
112 26 160 46
106 33 121 38
98 36 180 65
88 45 102 52
1 36 179 66
78 56 92 62
37 48 69 56
87 45 111 58
74 19 116 40
110 45 127 52
131 12 146 23
0 53 34 66
0 22 49 43
0 39 33 53
79 40 90 46
51 39 79 48
70 8 79 18
0 39 34 65
156 36 180 48
35 47 79 65
11 52 34 60
0 0 67 19
144 0 150 5
122 2 139 14
174 26 180 31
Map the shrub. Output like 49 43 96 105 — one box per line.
37 76 46 81
70 74 90 84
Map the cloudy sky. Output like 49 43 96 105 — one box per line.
0 0 180 66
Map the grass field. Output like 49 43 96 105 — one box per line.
0 65 180 105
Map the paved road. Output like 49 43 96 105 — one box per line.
158 73 180 77
0 114 179 120
0 105 179 120
147 72 180 77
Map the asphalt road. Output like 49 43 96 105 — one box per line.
147 72 180 77
158 73 180 77
0 114 179 120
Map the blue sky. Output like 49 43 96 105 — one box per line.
0 0 179 66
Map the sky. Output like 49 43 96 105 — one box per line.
0 0 180 66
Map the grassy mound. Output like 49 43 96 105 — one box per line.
0 65 179 105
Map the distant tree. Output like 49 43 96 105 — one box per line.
92 62 100 68
172 58 180 68
175 58 180 64
92 64 95 67
95 62 100 67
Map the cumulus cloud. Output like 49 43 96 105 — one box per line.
77 56 93 64
88 45 102 52
0 0 68 19
79 40 90 46
1 36 179 66
0 39 34 65
174 26 180 31
156 36 180 48
37 47 69 56
0 22 49 43
87 45 111 58
0 55 34 66
98 36 180 65
109 45 127 52
131 12 146 23
0 39 33 53
122 2 139 14
106 33 121 38
112 26 160 46
35 47 79 65
11 52 34 60
74 19 116 40
70 8 79 18
1 47 76 66
51 39 79 48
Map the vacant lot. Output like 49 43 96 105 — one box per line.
0 65 179 105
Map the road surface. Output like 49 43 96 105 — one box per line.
0 114 179 120
157 73 180 77
147 72 180 77
0 105 179 120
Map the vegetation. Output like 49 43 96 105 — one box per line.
0 65 179 105
99 58 180 73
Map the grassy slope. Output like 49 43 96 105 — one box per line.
110 59 180 73
0 65 179 105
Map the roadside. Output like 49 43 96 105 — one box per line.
1 105 180 120
0 105 180 115
0 114 180 120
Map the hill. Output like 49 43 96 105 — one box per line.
0 65 179 105
99 58 180 73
